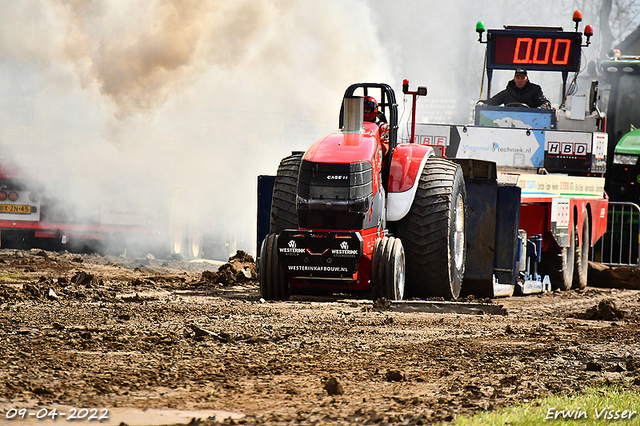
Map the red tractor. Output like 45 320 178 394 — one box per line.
259 83 466 301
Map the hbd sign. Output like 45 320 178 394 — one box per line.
547 141 588 157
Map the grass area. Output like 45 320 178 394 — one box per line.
453 386 640 425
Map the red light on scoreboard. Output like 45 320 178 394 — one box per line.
488 30 582 72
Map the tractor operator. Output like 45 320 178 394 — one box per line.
364 95 390 156
484 68 552 109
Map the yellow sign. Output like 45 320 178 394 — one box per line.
512 173 605 198
0 204 31 214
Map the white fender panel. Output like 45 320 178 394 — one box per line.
388 190 417 221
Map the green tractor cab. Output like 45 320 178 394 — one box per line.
609 128 640 200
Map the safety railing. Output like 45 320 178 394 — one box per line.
590 201 640 267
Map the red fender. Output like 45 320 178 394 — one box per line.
387 143 434 221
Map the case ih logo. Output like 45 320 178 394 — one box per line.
327 175 348 180
547 141 588 156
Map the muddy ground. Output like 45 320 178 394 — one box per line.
1 248 640 425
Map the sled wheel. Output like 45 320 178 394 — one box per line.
371 237 405 301
572 213 590 290
270 152 303 234
396 157 466 300
259 233 290 300
541 223 576 291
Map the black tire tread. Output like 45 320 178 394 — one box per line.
270 153 303 234
396 157 466 299
259 234 290 300
370 236 404 301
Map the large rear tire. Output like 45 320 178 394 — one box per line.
396 157 466 300
259 233 291 300
370 237 405 301
573 213 590 290
270 152 303 234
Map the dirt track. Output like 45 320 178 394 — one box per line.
1 248 640 425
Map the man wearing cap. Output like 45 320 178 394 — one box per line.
485 68 551 109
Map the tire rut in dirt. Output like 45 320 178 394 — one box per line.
396 157 466 300
270 153 303 234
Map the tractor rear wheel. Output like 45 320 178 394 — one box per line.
540 224 575 291
259 233 291 300
370 237 405 300
573 213 590 290
270 152 303 234
396 157 466 300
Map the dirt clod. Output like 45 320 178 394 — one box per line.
323 377 344 395
385 370 404 382
583 299 626 321
201 255 256 286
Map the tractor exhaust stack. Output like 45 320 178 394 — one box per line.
342 96 364 133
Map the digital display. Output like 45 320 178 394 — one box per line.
487 30 582 72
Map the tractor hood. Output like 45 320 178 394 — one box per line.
615 128 640 155
304 122 379 164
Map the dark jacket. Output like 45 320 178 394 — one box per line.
486 80 551 108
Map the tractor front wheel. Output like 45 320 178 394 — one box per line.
370 236 405 301
259 233 291 300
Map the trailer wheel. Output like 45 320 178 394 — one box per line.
371 237 405 301
270 152 303 234
572 213 590 290
259 233 291 300
396 157 466 300
541 224 576 291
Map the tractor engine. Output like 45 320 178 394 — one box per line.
296 160 374 230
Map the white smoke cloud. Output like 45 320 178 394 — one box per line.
0 0 394 258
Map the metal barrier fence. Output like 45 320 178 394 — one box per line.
590 201 640 267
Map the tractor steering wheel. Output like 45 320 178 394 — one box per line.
506 102 530 108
